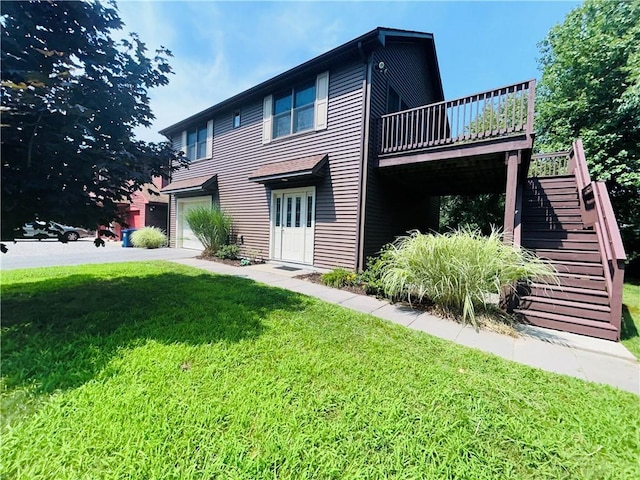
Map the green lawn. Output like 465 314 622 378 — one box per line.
621 280 640 359
1 262 638 479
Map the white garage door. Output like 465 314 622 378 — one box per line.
177 196 211 250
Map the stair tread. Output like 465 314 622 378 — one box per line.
544 258 603 266
524 205 581 208
533 251 601 256
522 228 592 232
555 272 605 280
514 309 618 331
520 295 610 312
528 283 608 296
523 238 598 242
527 174 575 180
531 250 602 257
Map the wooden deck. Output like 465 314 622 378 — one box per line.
376 80 536 191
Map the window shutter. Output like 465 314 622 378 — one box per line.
315 71 329 131
207 119 214 157
262 95 273 144
181 130 187 155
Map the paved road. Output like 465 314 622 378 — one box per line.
1 238 199 270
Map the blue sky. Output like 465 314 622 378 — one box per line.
116 1 581 142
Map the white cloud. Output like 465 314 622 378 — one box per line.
112 0 579 143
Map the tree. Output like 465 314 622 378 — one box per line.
535 0 640 261
439 194 505 235
1 0 186 241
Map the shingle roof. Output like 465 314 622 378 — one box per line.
248 154 328 183
160 174 217 194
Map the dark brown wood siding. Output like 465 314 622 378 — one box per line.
363 41 443 260
168 61 365 268
167 133 219 247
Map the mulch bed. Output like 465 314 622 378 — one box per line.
295 273 439 313
195 255 263 267
294 272 368 297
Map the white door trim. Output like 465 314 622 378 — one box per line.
270 186 315 265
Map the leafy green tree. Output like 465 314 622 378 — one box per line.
466 93 531 137
439 194 505 235
440 93 529 237
535 0 640 260
1 0 186 241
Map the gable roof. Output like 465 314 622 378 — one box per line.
159 27 443 137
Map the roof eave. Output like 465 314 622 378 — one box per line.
159 27 437 137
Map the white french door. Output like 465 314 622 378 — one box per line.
271 187 315 264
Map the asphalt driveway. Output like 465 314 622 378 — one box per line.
0 238 199 270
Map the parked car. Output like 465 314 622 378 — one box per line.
17 221 92 242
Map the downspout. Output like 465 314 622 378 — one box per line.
163 133 174 248
354 43 373 271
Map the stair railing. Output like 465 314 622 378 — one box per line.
529 151 570 177
569 139 626 337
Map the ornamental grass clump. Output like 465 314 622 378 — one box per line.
130 226 167 249
380 228 556 326
184 205 232 256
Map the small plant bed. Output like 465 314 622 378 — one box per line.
295 271 518 336
197 245 266 267
197 255 266 267
297 228 555 336
295 271 367 296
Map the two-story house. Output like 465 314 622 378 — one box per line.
160 27 626 341
160 27 444 269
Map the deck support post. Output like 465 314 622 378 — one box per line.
503 150 521 245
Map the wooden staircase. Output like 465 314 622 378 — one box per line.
514 141 626 341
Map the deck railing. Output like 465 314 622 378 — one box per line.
570 140 626 336
379 80 535 155
528 152 570 177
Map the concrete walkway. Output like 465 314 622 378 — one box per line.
173 257 640 395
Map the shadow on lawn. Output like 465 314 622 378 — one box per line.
1 272 308 395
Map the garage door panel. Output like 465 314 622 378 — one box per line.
177 196 211 250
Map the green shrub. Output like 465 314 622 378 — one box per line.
380 228 556 326
321 268 358 288
216 244 240 259
184 205 233 256
360 246 394 297
130 226 167 249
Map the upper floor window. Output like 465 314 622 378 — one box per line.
186 124 208 160
262 71 329 144
273 81 316 139
386 86 408 114
233 112 241 129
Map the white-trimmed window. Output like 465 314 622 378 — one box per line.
262 71 329 144
273 81 316 138
182 120 213 161
233 112 241 129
